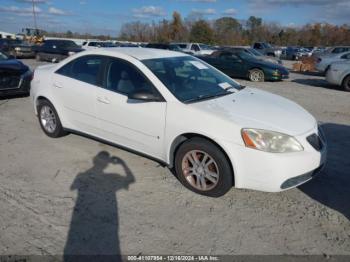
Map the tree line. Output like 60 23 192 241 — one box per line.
119 12 350 46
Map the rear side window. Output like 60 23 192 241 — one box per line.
56 55 104 86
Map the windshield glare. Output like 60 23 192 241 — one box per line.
142 56 242 103
0 52 8 61
248 48 263 56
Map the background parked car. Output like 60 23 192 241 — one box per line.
145 43 183 51
0 38 35 58
284 47 310 60
252 42 282 58
199 49 289 82
82 41 104 50
174 42 216 56
227 46 282 64
315 51 350 73
314 46 350 59
0 51 32 97
34 40 83 62
326 61 350 91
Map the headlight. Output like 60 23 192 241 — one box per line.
241 128 304 153
68 51 76 56
15 47 21 51
272 70 280 76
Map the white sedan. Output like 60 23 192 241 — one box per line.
30 48 327 197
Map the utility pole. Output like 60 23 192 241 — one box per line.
31 0 38 30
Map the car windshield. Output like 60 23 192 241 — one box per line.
57 41 79 48
0 52 8 61
169 44 182 51
248 48 263 56
237 51 255 60
142 56 243 103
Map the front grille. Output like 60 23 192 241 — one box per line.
307 133 323 151
0 73 21 90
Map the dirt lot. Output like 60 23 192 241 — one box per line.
0 59 349 256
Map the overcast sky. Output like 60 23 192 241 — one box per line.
1 0 349 36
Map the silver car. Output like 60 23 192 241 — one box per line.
315 51 350 73
326 61 350 91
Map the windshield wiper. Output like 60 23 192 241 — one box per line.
184 91 233 103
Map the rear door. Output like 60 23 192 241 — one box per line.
52 55 105 134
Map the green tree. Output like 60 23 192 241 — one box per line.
189 19 214 44
170 11 187 41
213 17 242 45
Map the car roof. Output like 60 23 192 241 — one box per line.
97 47 188 60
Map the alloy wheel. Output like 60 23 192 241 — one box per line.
40 105 57 133
181 150 219 191
250 70 264 82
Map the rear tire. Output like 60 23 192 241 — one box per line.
249 68 265 82
174 137 233 197
37 100 67 138
342 75 350 92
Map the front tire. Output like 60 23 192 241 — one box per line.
342 75 350 92
37 100 67 138
174 137 233 197
249 69 265 82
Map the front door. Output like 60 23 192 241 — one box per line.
95 57 167 159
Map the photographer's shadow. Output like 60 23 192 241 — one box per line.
64 151 135 260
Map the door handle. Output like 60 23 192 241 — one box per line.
53 82 63 88
97 97 110 104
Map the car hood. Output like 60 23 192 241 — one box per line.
0 59 28 72
190 87 316 136
247 57 286 70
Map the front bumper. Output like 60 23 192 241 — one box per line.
0 70 32 97
15 51 35 58
224 125 327 192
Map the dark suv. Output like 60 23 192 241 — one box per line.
34 39 83 62
0 39 35 58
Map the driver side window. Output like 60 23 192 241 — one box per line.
104 58 157 96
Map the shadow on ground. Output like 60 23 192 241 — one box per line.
299 123 350 220
64 151 135 262
290 70 324 77
291 78 343 91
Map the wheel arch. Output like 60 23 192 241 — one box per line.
247 67 265 78
168 133 235 184
341 73 350 88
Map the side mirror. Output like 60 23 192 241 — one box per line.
127 90 162 102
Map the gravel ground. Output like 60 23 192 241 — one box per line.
0 59 349 256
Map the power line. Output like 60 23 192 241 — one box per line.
31 0 38 30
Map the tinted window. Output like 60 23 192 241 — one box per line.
219 52 239 60
191 44 200 51
105 58 157 96
56 55 103 86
